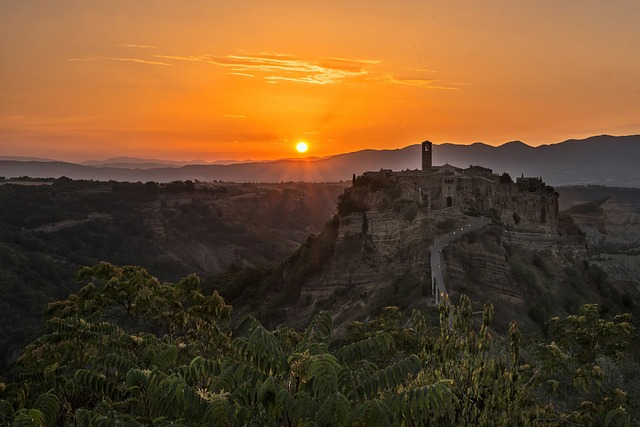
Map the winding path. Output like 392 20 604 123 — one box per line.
431 216 490 304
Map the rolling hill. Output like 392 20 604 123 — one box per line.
1 134 639 186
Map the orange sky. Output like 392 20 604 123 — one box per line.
1 1 639 162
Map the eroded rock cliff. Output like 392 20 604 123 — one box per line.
570 198 640 288
277 181 609 334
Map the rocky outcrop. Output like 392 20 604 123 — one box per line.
444 240 513 297
570 198 640 287
502 227 587 261
280 182 631 334
571 199 640 251
494 190 559 227
300 204 434 302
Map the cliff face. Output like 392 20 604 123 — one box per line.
570 198 640 287
282 183 592 333
295 195 437 326
308 209 431 285
493 189 560 227
441 221 593 331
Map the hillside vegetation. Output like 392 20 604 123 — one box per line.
0 264 637 426
2 177 640 425
209 176 639 342
0 178 346 369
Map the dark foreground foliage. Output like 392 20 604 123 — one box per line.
1 263 637 426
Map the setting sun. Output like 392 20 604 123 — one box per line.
1 2 639 163
296 142 309 153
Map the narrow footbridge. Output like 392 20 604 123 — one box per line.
430 216 490 304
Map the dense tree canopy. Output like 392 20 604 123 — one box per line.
1 263 637 426
0 179 346 370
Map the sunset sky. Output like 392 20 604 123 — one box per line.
1 1 639 162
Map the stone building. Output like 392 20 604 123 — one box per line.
361 140 558 225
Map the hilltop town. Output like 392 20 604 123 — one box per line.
356 140 559 226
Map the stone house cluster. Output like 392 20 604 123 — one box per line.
361 140 558 224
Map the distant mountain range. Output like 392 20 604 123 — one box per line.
1 134 639 186
79 156 209 169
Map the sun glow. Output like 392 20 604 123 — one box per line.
296 141 309 153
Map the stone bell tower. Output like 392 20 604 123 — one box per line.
422 140 432 171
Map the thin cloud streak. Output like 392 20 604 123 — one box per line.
403 67 437 73
110 57 172 66
119 44 158 49
154 54 203 62
71 49 462 88
69 57 172 66
383 74 460 90
154 51 462 89
155 52 378 85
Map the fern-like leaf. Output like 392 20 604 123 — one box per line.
316 392 350 427
33 392 59 427
356 355 421 400
298 311 333 352
125 368 151 389
334 333 394 366
605 407 631 427
233 322 287 375
184 356 221 387
349 398 392 427
94 353 135 376
74 369 121 401
338 359 377 400
227 367 264 408
307 354 342 399
203 397 237 426
153 345 179 371
386 380 457 424
11 408 46 427
0 399 14 422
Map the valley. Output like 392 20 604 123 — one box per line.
1 175 639 424
0 178 347 368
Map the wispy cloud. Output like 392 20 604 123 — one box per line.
155 51 379 85
71 48 466 90
383 74 460 90
68 57 171 66
223 114 246 118
110 57 172 66
153 54 203 62
403 67 437 73
119 44 158 49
